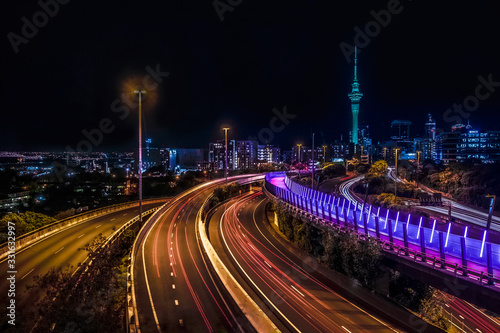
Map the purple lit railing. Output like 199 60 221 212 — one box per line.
264 172 499 286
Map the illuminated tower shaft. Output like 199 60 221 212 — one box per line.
348 47 363 145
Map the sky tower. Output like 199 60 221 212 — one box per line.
348 47 363 146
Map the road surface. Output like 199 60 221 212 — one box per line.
0 202 163 332
211 190 438 332
133 178 255 333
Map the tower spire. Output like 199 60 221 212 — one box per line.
348 47 363 146
354 46 358 82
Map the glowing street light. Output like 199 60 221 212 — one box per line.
322 145 327 162
394 148 401 198
486 194 496 231
134 89 146 225
297 143 302 162
223 127 230 182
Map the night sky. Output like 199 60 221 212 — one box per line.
2 0 500 152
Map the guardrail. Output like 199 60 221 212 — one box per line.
0 198 169 260
29 207 161 333
264 172 500 287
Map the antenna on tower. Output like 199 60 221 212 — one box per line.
354 46 358 82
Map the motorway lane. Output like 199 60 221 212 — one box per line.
387 169 500 231
215 191 404 333
134 180 253 333
340 174 500 331
0 202 162 332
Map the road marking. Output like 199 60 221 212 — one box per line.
445 304 449 307
110 218 115 221
95 225 101 229
476 329 482 333
172 284 176 289
175 300 179 305
291 285 305 297
341 326 352 333
459 315 465 320
54 247 64 255
123 213 128 216
264 261 272 268
78 234 85 239
174 223 176 227
21 268 35 280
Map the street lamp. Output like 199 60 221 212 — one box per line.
383 147 388 161
296 143 302 178
416 150 422 183
394 148 401 198
134 89 146 225
222 127 229 183
312 133 315 190
486 195 496 231
322 145 327 162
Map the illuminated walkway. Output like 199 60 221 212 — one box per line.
265 172 500 286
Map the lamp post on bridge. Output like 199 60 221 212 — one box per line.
486 194 496 231
134 89 146 225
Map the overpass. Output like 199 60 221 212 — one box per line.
264 172 500 314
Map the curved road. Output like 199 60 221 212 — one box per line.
341 173 500 333
210 190 437 332
0 201 164 332
134 177 256 333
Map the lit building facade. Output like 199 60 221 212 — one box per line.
437 124 500 164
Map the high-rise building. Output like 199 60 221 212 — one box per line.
348 47 363 146
425 113 436 141
234 140 258 169
209 140 257 170
391 120 412 141
257 144 280 163
437 124 500 164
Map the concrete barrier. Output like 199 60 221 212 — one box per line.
0 198 168 261
197 193 280 333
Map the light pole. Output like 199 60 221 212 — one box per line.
416 150 422 183
322 145 327 162
312 133 315 190
486 195 496 231
297 143 302 178
383 147 388 161
134 89 146 225
394 148 400 198
223 127 229 183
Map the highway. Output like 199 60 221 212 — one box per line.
133 178 254 333
0 201 164 332
339 174 500 333
388 168 500 232
211 190 437 333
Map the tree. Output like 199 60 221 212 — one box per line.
0 212 56 242
323 164 346 178
366 160 388 180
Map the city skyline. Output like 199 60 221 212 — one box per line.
2 1 500 152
